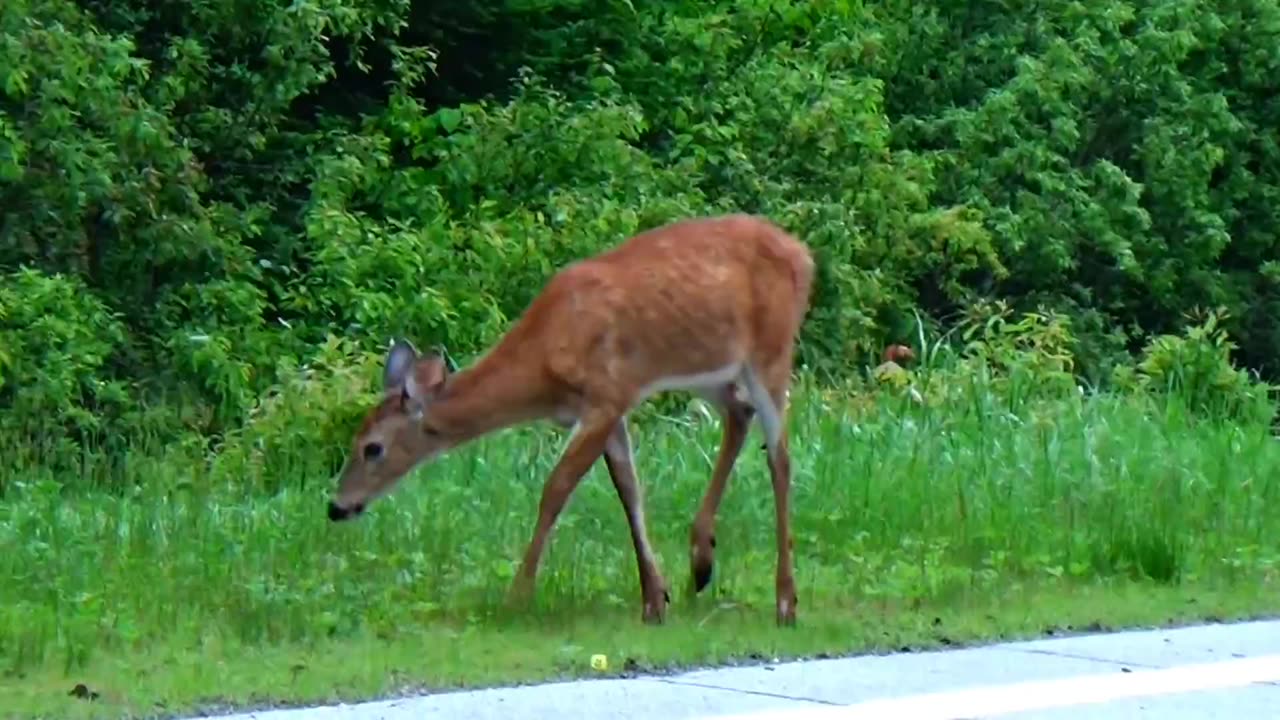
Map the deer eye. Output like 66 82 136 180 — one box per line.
362 442 384 461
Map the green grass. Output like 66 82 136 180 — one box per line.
3 379 1280 719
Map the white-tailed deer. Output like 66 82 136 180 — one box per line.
326 213 815 626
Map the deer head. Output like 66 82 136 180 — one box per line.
327 339 455 522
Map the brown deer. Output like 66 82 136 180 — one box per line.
326 213 816 626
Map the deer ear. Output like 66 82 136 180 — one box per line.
383 339 419 392
411 352 450 399
399 351 451 408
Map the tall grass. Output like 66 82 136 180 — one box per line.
3 367 1279 680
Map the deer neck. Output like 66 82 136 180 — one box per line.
426 347 547 444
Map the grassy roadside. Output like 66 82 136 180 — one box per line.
8 580 1279 720
4 377 1280 718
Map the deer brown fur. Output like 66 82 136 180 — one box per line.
327 213 816 626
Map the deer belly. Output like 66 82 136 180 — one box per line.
635 363 744 404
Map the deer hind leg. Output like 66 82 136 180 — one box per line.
689 384 754 599
741 361 798 627
509 410 619 608
601 417 670 624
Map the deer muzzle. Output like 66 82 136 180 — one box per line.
327 500 365 522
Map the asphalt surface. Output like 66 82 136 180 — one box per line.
187 619 1280 720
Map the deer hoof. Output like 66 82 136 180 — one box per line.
776 596 798 627
642 589 669 625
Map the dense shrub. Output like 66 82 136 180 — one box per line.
3 0 1277 485
0 269 127 455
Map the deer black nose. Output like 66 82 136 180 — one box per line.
327 500 363 522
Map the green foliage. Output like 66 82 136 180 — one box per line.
208 336 384 495
882 0 1280 377
3 0 1280 484
0 269 127 458
1114 308 1276 424
950 299 1080 400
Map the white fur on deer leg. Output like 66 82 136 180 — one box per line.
739 365 783 456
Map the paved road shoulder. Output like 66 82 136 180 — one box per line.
186 619 1280 720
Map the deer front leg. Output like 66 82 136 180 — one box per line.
601 418 670 624
689 386 753 598
508 412 619 608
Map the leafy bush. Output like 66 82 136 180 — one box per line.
208 336 384 495
0 269 128 461
3 0 1280 485
1114 309 1276 424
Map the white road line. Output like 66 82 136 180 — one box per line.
703 654 1280 720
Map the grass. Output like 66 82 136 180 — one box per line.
3 376 1280 719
